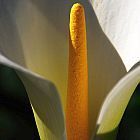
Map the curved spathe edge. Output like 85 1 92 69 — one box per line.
0 54 66 140
94 65 140 140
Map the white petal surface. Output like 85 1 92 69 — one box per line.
0 0 126 138
93 0 140 71
0 55 65 140
95 66 140 140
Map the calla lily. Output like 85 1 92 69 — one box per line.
0 1 139 140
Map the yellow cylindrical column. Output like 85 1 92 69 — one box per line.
66 3 89 140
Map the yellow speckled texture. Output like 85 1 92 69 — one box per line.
66 3 89 140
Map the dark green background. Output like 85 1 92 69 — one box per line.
117 83 140 140
0 65 40 140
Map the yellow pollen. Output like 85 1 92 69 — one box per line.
66 3 89 140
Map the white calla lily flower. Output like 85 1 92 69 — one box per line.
0 1 139 140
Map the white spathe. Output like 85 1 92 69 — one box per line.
95 65 140 140
93 0 140 71
1 0 139 140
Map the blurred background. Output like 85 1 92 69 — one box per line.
117 83 140 140
0 64 40 140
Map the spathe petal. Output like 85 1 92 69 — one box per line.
93 0 140 71
0 0 126 137
94 66 140 140
0 55 65 140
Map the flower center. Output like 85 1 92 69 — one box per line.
66 3 89 140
